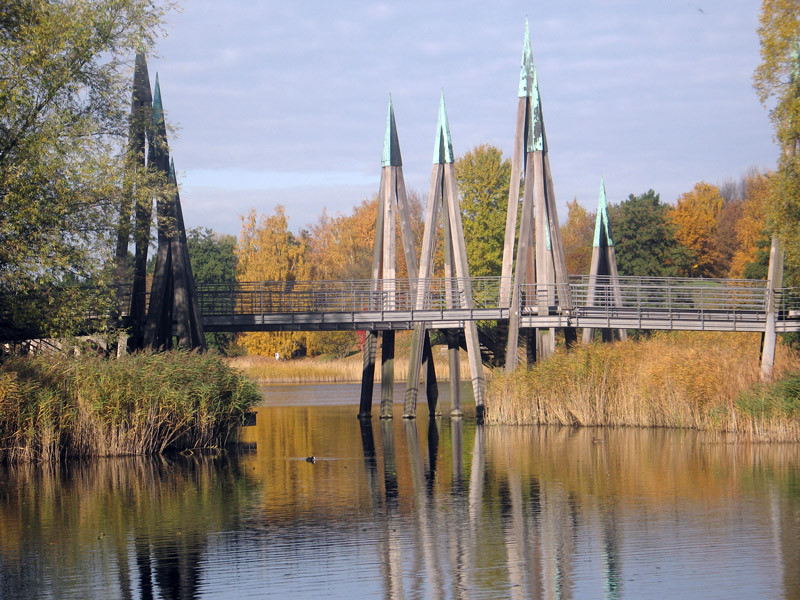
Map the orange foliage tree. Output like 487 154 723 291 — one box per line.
561 199 595 275
670 182 725 277
729 172 771 278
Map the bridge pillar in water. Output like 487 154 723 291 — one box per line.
761 235 784 380
404 93 486 419
582 178 626 344
358 98 438 419
502 21 575 373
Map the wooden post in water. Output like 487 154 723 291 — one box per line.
761 235 784 380
405 94 485 419
582 179 626 343
504 21 574 372
358 98 437 419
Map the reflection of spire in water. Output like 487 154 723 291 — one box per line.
405 420 444 597
377 419 404 598
601 501 623 600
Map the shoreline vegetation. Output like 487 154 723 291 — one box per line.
485 331 800 442
0 351 260 462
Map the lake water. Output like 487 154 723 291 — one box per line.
2 383 800 599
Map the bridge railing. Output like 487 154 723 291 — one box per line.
563 276 768 315
193 276 779 318
195 277 508 316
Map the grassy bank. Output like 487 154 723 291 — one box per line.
0 351 261 462
486 331 800 441
229 335 474 383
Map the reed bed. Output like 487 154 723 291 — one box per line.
0 351 261 462
228 345 473 383
486 331 800 441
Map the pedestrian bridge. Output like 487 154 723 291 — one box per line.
194 276 800 334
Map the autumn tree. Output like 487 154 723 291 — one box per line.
236 206 309 357
609 190 693 277
0 0 172 334
561 199 595 274
670 182 725 277
754 0 800 275
729 172 771 278
455 144 512 277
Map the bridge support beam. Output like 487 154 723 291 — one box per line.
761 235 784 381
360 97 440 419
405 94 485 420
503 21 574 373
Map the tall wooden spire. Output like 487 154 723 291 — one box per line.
582 178 626 343
142 76 206 351
403 93 486 419
503 21 575 372
118 51 153 351
358 98 437 419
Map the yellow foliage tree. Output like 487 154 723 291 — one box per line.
561 199 595 275
670 182 725 277
729 173 771 278
235 206 309 357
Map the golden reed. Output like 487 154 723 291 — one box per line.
485 331 800 441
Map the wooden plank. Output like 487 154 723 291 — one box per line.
500 98 528 307
361 169 386 413
404 165 443 417
505 155 535 372
394 168 419 279
443 164 485 412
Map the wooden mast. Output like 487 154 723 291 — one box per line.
358 98 437 419
582 178 626 343
404 93 485 420
504 21 575 372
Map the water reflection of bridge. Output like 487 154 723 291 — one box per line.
193 275 800 334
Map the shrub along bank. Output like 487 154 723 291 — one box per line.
485 331 800 441
0 351 261 462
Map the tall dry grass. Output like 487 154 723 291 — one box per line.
0 351 261 462
486 331 800 441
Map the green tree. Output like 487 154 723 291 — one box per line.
186 227 238 354
455 144 511 277
0 0 171 335
754 0 800 279
609 190 694 277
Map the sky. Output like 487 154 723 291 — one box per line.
146 0 778 236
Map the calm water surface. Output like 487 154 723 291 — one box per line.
2 383 800 599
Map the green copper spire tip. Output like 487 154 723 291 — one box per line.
382 96 402 167
518 19 535 98
433 91 454 164
527 69 546 153
169 157 175 180
152 73 163 124
593 177 614 247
